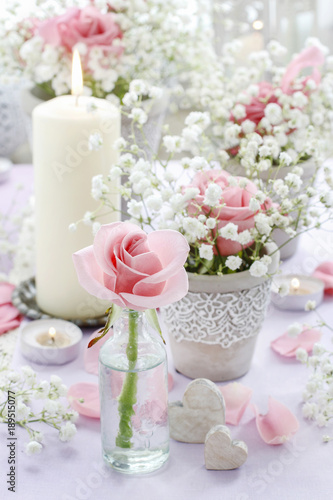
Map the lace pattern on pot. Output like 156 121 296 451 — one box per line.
162 280 272 348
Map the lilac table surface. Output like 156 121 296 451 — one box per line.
1 165 333 500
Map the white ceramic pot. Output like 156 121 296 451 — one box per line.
162 243 280 382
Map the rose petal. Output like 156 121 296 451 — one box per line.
84 328 113 375
252 397 299 445
73 246 126 307
312 262 333 295
0 282 15 305
121 268 188 310
271 327 322 357
0 304 20 323
93 222 141 276
0 319 21 335
67 383 100 419
219 382 253 425
143 230 190 284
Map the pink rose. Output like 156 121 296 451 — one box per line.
242 81 278 126
73 222 189 311
38 6 123 55
187 170 271 256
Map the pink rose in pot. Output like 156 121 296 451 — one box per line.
73 222 189 311
38 6 123 55
242 81 278 126
187 169 271 257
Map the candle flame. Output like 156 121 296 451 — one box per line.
71 49 83 98
252 20 264 30
291 277 300 291
49 327 56 341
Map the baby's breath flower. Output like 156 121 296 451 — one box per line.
249 261 268 278
296 348 308 363
226 255 242 271
287 322 303 337
220 223 238 241
199 244 213 261
88 132 103 151
59 422 77 442
305 300 316 311
25 441 43 456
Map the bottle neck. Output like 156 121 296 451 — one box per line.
113 309 145 340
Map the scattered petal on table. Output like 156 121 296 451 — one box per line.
0 283 22 334
0 303 21 323
252 397 299 445
219 382 253 425
0 319 21 335
84 329 113 375
0 282 15 305
67 383 100 419
312 262 333 295
271 327 322 357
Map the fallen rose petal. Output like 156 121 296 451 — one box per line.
84 329 113 375
312 262 333 295
271 327 322 357
0 319 21 335
253 397 299 445
0 303 21 323
0 282 15 305
219 382 253 425
67 383 100 419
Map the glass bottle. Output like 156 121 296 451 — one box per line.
99 309 169 474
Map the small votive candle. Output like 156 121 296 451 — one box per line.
20 319 82 365
271 274 325 311
36 327 71 348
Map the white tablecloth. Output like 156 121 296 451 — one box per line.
1 167 333 500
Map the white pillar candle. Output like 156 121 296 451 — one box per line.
33 94 120 319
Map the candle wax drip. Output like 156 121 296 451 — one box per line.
36 331 71 348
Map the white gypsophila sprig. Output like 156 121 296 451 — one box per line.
79 64 333 278
0 360 78 455
0 0 215 101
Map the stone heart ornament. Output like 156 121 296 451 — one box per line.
169 378 225 443
204 424 248 470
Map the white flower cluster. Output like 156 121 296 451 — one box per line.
0 192 35 284
297 343 333 433
182 37 332 173
0 363 78 455
0 0 214 101
87 78 333 277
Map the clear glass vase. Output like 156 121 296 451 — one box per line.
99 309 169 474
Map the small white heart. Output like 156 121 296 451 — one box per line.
205 424 248 470
169 378 225 443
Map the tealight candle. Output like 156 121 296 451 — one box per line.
20 319 82 365
35 327 71 348
271 274 325 311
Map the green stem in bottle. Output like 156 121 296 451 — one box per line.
115 310 139 449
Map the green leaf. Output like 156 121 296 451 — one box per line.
145 309 166 344
87 304 123 348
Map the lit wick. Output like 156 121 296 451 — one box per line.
290 277 300 294
252 19 264 31
49 327 56 344
71 49 83 107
